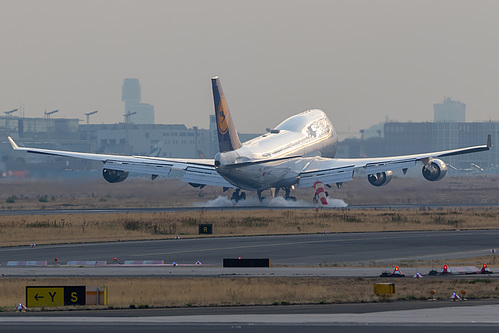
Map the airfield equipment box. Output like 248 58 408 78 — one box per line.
373 283 395 296
223 258 271 267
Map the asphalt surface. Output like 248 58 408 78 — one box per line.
2 300 499 332
1 230 497 268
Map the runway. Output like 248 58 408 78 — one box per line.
0 202 498 215
2 300 499 332
1 230 498 277
2 227 499 331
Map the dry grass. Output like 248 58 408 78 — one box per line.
0 175 497 210
0 208 498 246
1 276 498 311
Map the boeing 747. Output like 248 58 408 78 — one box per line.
8 77 492 203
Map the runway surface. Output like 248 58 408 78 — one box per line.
0 202 497 215
2 300 499 332
1 230 498 277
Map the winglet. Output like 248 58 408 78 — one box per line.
8 136 19 150
487 133 492 148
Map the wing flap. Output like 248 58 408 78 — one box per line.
365 159 416 174
182 166 236 188
298 166 355 188
103 161 173 176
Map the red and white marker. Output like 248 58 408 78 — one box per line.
313 180 328 206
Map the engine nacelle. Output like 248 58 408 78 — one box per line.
102 168 129 183
367 171 393 187
422 159 447 181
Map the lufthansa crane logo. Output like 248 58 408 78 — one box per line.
217 96 229 135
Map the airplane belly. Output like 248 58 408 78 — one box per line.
218 164 298 191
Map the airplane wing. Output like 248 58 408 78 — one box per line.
7 137 236 188
297 134 492 188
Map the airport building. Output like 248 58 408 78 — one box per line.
384 121 498 171
1 89 496 178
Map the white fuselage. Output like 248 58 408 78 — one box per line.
214 109 338 190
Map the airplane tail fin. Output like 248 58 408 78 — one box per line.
212 77 242 152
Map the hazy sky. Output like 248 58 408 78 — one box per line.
1 0 498 138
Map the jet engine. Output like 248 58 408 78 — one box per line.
367 171 393 187
422 159 447 181
102 168 129 183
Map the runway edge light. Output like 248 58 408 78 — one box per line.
428 290 436 301
481 263 493 274
441 264 451 275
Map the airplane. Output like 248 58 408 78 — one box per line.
8 77 492 203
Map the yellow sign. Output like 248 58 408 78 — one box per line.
26 286 86 307
26 287 64 307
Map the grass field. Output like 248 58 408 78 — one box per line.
0 208 498 247
1 175 498 310
1 276 499 311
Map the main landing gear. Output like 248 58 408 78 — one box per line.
283 186 297 202
268 187 297 202
230 189 246 202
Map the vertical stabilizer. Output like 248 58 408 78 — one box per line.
212 77 242 152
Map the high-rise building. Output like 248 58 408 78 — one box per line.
434 97 466 122
122 78 155 124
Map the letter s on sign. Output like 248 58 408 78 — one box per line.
71 292 78 303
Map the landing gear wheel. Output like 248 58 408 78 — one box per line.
287 196 297 201
231 189 246 202
257 190 265 203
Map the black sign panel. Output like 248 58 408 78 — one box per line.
199 224 213 234
223 258 271 267
64 286 86 305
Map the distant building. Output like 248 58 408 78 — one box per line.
122 78 155 124
434 97 466 122
80 122 217 158
384 121 498 171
